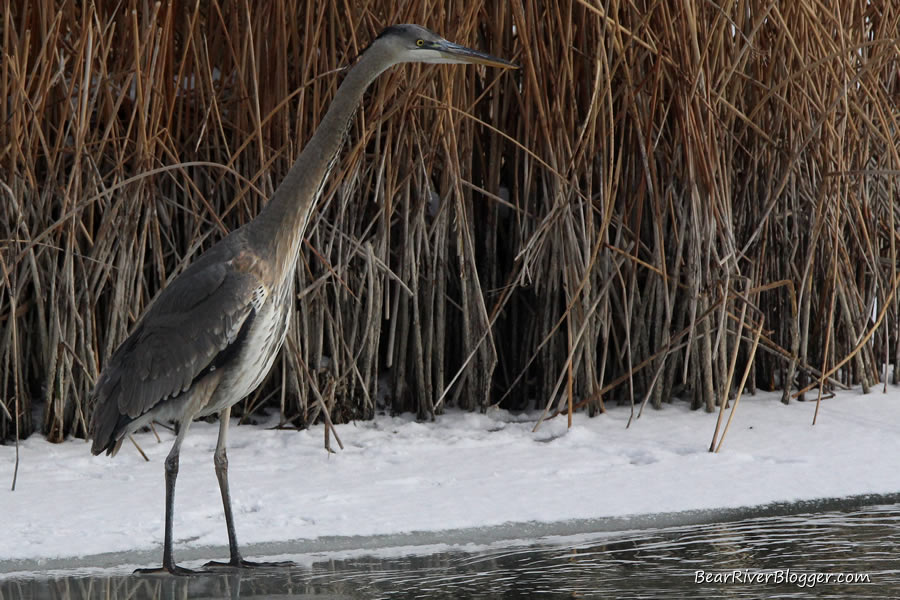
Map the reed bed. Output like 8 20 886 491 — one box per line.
1 0 899 446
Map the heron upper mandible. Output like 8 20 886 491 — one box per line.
89 24 516 575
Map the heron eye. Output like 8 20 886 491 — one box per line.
416 39 424 47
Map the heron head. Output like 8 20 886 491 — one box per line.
372 24 518 69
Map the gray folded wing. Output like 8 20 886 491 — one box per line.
90 249 262 452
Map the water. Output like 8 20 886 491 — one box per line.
3 503 899 599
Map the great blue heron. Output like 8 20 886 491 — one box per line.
89 24 515 575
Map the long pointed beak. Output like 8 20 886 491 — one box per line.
434 40 519 69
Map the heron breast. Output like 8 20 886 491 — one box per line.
205 283 292 413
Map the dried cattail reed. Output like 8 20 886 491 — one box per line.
1 1 899 449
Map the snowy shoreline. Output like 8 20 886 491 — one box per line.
2 388 900 575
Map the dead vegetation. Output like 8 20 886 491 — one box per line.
1 0 899 445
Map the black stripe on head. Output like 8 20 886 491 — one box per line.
356 24 412 60
375 24 409 41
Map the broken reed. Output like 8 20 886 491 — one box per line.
1 0 899 445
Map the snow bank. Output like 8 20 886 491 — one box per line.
1 388 899 565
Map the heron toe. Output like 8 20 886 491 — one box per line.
134 563 202 576
204 557 294 569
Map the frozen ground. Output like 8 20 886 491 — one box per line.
1 387 899 573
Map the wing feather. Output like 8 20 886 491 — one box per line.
90 242 264 453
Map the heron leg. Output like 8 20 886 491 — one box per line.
207 406 244 565
204 407 292 570
135 420 199 576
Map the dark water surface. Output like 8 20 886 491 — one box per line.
3 502 899 599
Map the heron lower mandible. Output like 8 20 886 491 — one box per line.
89 24 516 575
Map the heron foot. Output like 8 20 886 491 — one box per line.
134 563 201 576
203 557 293 569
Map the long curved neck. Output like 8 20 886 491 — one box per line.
248 44 396 263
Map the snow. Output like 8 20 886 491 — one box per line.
1 387 899 572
